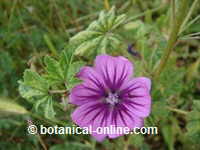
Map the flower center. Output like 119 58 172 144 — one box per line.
105 93 119 105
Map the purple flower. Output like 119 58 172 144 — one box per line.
69 55 151 141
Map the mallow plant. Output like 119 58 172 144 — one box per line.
15 1 200 149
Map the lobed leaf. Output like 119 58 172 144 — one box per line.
70 6 126 56
23 69 49 92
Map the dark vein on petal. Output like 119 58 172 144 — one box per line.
119 104 135 123
118 110 128 127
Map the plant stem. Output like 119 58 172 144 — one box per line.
123 139 129 150
166 106 188 115
37 134 48 150
153 0 189 79
171 0 176 26
49 89 67 94
104 0 110 10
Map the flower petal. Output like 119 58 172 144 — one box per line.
70 67 107 106
91 107 109 141
94 55 133 90
120 77 151 94
71 101 109 141
123 96 151 117
107 107 144 138
71 101 102 126
77 66 107 90
119 77 151 117
69 84 103 105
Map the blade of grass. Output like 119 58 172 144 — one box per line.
179 0 199 35
43 34 58 57
181 14 200 34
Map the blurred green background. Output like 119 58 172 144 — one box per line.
0 0 200 150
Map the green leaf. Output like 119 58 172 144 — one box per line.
67 78 82 90
66 61 85 89
161 125 174 150
186 100 200 144
60 47 74 79
74 36 103 55
112 14 126 30
44 96 56 119
67 61 85 80
18 69 52 116
19 73 56 119
23 69 49 92
19 69 50 101
70 6 126 56
34 96 49 112
70 31 102 46
0 97 28 115
18 81 45 100
44 56 64 84
19 69 49 99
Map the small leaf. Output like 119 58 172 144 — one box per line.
67 61 85 80
0 97 28 115
67 78 82 90
112 14 126 30
18 81 45 100
18 69 50 113
74 36 103 55
60 48 74 79
106 7 116 29
34 96 49 112
19 69 50 102
66 61 85 89
87 20 103 31
44 56 64 83
44 96 56 119
23 69 49 92
70 31 102 46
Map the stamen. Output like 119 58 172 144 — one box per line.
105 93 119 105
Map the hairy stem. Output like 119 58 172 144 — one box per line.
166 106 188 115
49 89 67 94
153 0 189 78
